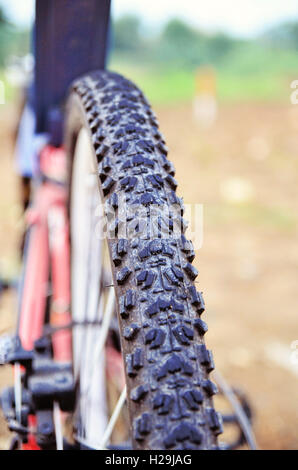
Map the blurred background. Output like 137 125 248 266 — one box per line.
0 0 297 449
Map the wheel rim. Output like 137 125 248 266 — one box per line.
71 128 109 446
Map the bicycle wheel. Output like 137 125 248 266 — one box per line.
65 70 222 450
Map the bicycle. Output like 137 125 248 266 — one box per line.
0 0 256 451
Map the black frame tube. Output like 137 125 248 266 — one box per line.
34 0 111 134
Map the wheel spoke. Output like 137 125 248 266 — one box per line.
81 287 116 445
98 386 127 450
14 362 22 423
80 189 102 435
71 128 121 447
214 371 257 450
53 401 63 450
71 128 106 442
86 287 116 394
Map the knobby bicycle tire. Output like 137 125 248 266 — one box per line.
65 70 222 450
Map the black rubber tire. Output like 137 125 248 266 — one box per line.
65 70 222 450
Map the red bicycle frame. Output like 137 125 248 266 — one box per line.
18 146 72 361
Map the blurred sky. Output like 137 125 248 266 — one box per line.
1 0 298 37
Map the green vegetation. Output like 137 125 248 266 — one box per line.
108 60 293 104
0 7 30 66
0 7 30 102
0 8 298 105
109 16 298 105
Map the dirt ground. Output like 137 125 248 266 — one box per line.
0 100 297 449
